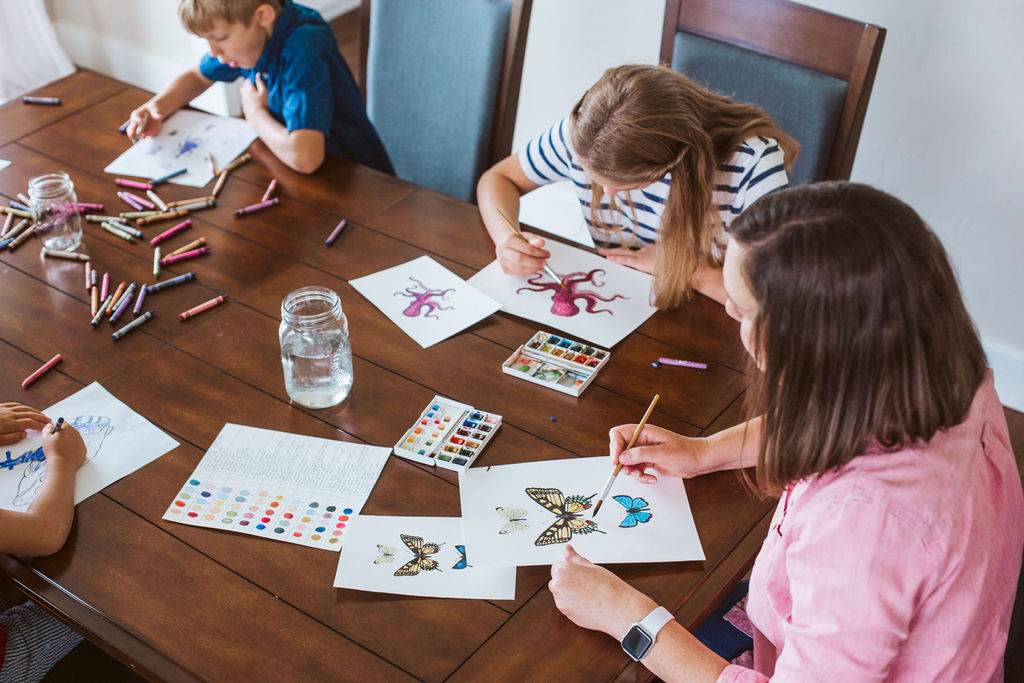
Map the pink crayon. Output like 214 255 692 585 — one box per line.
161 246 209 265
84 261 91 291
21 353 62 388
72 203 104 212
100 272 110 300
116 178 154 191
150 219 192 245
233 197 279 218
118 192 145 211
122 191 156 210
325 218 348 247
261 178 277 202
656 357 708 370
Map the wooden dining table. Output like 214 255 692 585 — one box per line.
0 70 775 682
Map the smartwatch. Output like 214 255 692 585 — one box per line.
621 606 674 661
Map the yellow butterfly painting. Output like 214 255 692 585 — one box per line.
393 533 443 577
525 487 605 546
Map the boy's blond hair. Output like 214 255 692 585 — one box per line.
178 0 281 34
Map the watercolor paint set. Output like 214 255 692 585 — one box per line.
501 331 611 396
393 395 501 471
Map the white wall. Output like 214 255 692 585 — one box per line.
514 0 1024 410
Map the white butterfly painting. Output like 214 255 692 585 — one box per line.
496 507 529 534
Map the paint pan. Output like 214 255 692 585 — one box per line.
501 330 610 396
393 395 502 471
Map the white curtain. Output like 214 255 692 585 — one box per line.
0 0 75 103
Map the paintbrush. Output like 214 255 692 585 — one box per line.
495 208 569 292
592 393 660 518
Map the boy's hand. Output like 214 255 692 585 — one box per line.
41 422 87 470
0 403 49 445
240 74 269 120
127 101 166 141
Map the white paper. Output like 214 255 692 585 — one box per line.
334 515 516 599
0 159 11 172
350 255 501 348
519 183 595 248
163 424 390 552
459 457 704 567
104 110 256 187
0 382 178 511
468 240 657 348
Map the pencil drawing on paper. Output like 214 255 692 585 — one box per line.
392 533 444 576
496 506 529 534
525 487 605 546
516 269 627 317
613 495 653 528
394 277 455 319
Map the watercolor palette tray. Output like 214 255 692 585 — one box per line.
501 331 611 396
393 395 501 471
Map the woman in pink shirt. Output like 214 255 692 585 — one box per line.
549 181 1024 681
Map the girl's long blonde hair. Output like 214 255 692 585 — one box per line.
569 64 799 308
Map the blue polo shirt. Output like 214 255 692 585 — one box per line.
199 0 394 175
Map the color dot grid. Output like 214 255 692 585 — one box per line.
165 478 358 552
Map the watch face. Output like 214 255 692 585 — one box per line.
622 625 654 660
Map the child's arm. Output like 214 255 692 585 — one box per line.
0 402 49 445
127 67 213 140
0 423 87 556
240 74 325 174
476 155 551 277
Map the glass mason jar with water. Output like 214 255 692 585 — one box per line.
279 286 353 408
28 171 82 251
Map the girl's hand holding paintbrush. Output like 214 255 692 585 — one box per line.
495 209 569 290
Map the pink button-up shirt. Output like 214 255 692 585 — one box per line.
718 372 1024 682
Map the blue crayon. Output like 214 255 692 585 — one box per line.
149 168 187 186
9 200 31 213
146 272 195 293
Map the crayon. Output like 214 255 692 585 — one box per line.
161 246 209 265
233 197 278 218
132 111 149 143
146 189 168 212
53 416 65 432
100 221 136 242
147 272 195 293
656 357 708 370
72 203 105 212
211 170 228 198
261 178 277 202
167 237 206 257
153 247 161 278
208 153 217 176
133 285 148 315
137 209 189 226
9 200 31 213
118 192 145 211
116 178 153 191
90 285 98 317
101 272 109 300
42 248 90 261
119 120 130 135
22 96 61 105
16 193 30 206
164 196 209 209
220 152 251 174
150 219 192 245
21 353 62 387
0 206 32 219
1 212 13 237
112 310 155 341
91 295 113 327
107 281 126 314
150 168 187 185
119 210 159 219
106 220 145 239
85 215 123 223
91 268 98 288
174 198 215 212
325 218 348 247
109 283 137 324
84 261 92 289
179 294 227 322
122 192 156 210
7 221 36 250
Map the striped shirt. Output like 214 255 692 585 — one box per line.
519 117 789 257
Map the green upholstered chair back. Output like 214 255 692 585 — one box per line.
361 0 531 202
661 0 885 184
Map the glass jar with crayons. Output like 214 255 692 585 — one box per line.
28 171 82 251
279 286 353 408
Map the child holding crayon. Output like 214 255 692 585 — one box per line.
127 0 393 176
1 403 88 681
548 182 1024 680
477 64 799 307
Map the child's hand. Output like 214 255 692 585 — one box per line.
127 101 165 141
240 74 269 120
496 232 551 277
41 422 87 470
598 244 656 273
0 403 49 445
610 424 712 483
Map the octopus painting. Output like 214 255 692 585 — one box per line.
517 269 627 316
394 277 455 319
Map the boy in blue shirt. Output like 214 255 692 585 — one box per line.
127 0 393 175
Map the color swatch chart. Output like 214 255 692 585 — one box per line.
163 423 390 551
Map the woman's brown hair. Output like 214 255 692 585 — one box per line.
569 64 799 308
728 182 987 496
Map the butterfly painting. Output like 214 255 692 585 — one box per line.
374 544 396 564
526 487 605 546
394 533 443 577
613 495 653 528
496 507 529 535
452 545 469 570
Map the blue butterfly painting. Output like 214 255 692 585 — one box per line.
613 495 653 528
452 545 469 570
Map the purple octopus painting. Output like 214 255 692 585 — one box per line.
517 268 627 316
395 277 455 320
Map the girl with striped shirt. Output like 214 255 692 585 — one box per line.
477 64 798 307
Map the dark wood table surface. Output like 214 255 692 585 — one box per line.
1 71 774 682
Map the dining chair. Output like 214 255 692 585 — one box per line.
661 0 885 184
360 0 532 202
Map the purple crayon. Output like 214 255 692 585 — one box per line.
108 283 137 324
118 192 145 211
325 218 348 247
233 197 279 218
133 285 148 315
146 272 195 293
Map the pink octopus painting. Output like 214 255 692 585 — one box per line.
517 268 627 316
394 277 455 319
